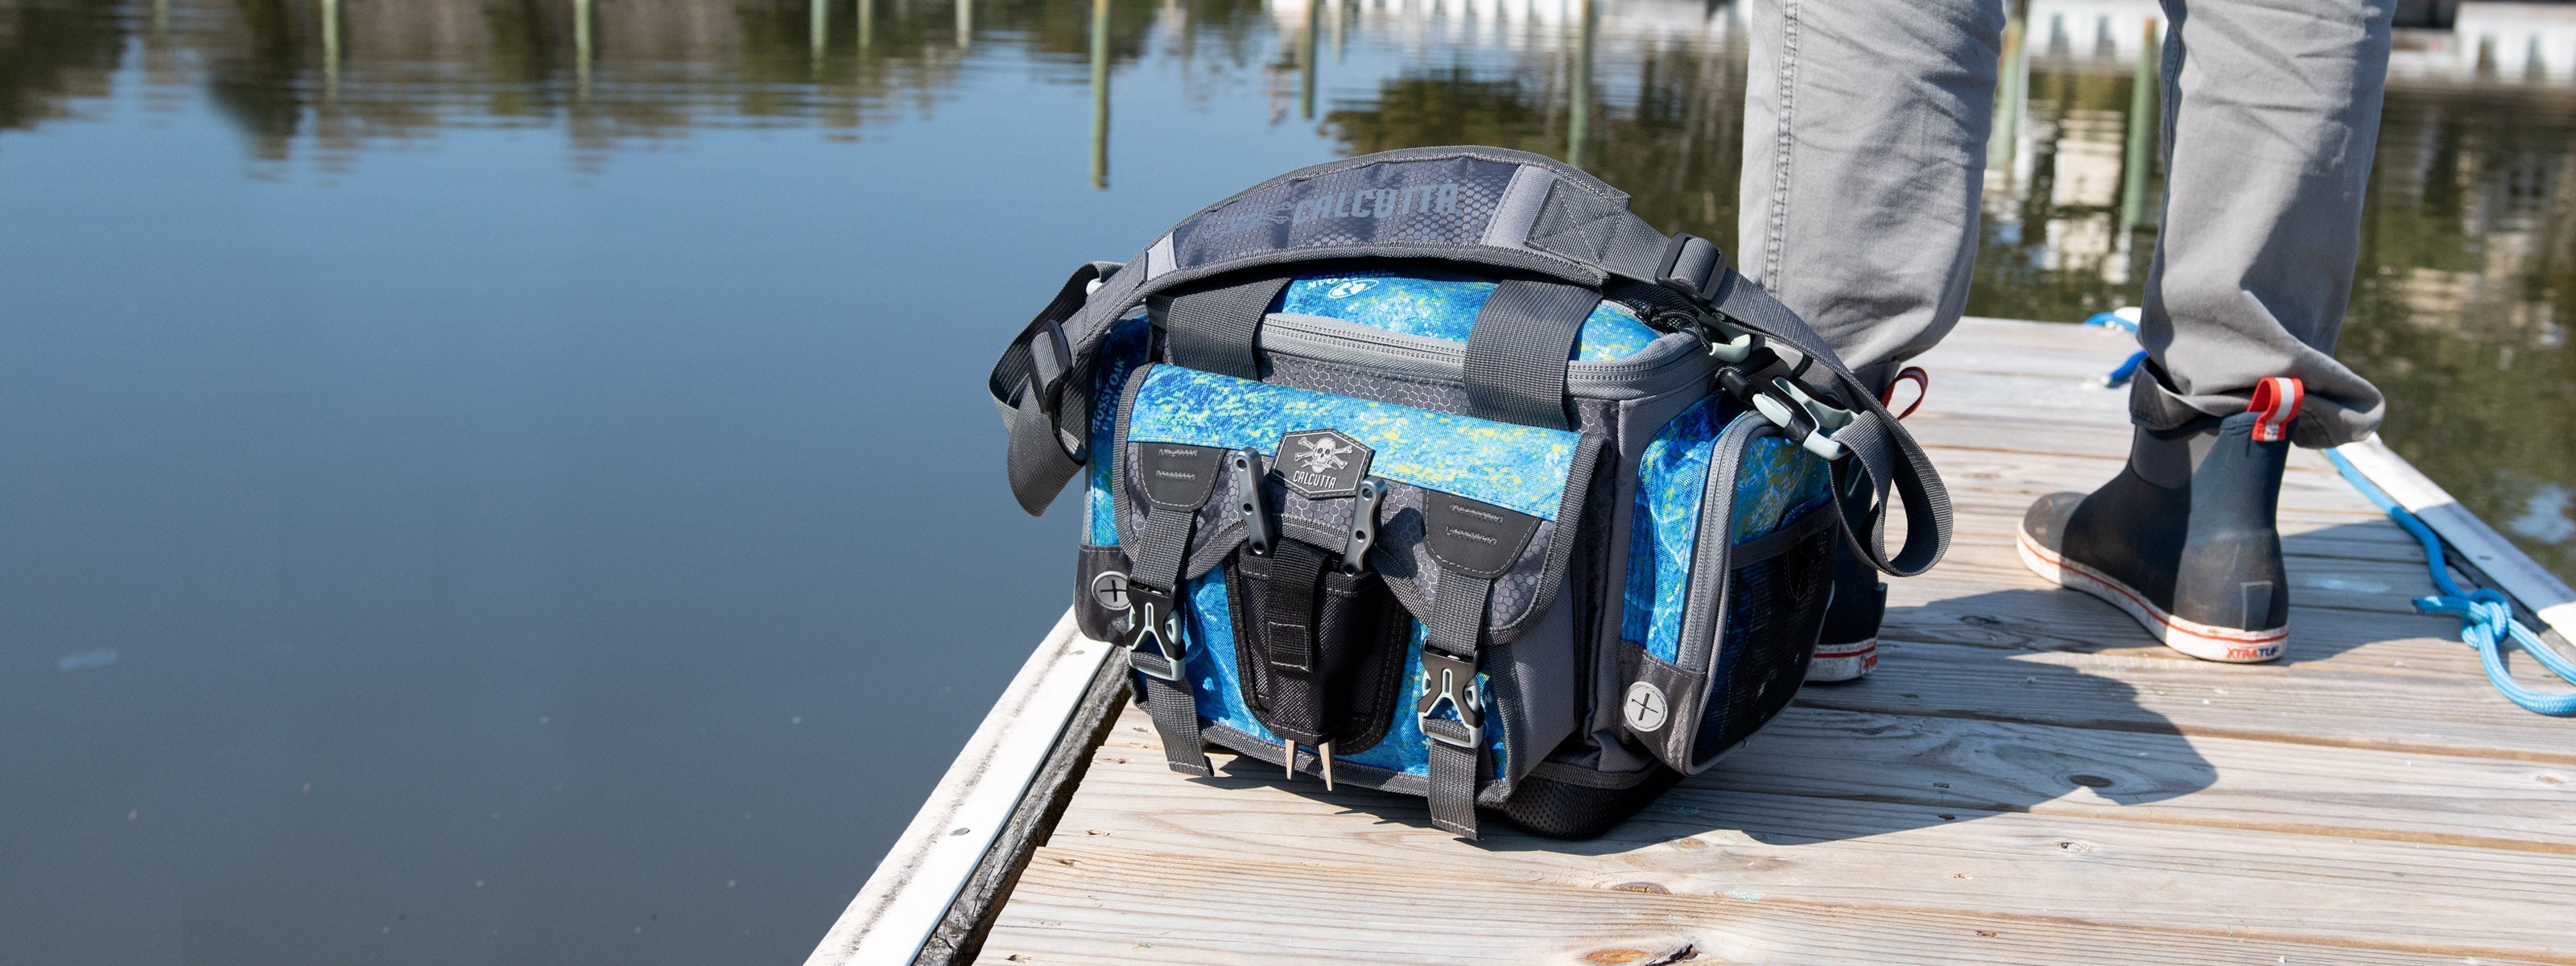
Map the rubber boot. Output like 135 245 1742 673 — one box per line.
1807 471 1887 683
1807 368 1916 683
2016 378 2302 663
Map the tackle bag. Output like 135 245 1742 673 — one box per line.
987 147 1951 839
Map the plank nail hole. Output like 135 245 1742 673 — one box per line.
2068 774 2112 788
1937 814 1955 821
1975 930 1998 938
950 827 971 836
1609 881 1670 894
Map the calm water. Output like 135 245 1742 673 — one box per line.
3 0 2569 961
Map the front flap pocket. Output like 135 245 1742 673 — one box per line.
1113 363 1604 645
1618 397 1834 773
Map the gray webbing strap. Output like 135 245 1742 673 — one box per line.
1702 271 1951 577
1462 279 1598 430
990 261 1125 515
1129 481 1212 776
1152 276 1289 382
1140 669 1208 777
1421 572 1494 839
1426 734 1482 837
994 149 1946 579
1521 182 1949 576
1129 502 1195 595
1130 510 1211 776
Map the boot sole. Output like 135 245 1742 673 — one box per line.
1806 638 1877 683
2015 526 2288 663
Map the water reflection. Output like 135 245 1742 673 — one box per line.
1 0 2570 961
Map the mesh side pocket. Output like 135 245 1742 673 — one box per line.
1495 765 1686 840
1693 525 1835 759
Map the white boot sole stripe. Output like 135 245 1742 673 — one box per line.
2015 526 2288 663
1806 639 1876 682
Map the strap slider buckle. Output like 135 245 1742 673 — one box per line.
1028 316 1075 409
1415 648 1484 749
1719 349 1855 461
1118 580 1188 682
1655 233 1728 306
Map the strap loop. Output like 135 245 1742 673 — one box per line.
1152 276 1289 382
1463 279 1599 430
1654 233 1727 305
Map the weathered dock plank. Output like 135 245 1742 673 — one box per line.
993 844 2570 965
1017 710 2576 961
946 317 2576 964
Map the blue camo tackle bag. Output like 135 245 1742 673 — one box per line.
987 147 1952 839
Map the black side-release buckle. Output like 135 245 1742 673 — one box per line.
1120 580 1187 682
1415 648 1484 749
1656 233 1728 306
1716 346 1856 460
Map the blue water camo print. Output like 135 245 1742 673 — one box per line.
1084 316 1152 546
1280 270 1661 361
1126 365 1585 521
1621 401 1831 663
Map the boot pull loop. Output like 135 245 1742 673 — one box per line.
2248 377 2303 443
1879 366 1930 420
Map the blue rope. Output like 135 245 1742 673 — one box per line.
2101 350 2149 388
2084 310 2147 386
2082 309 2140 332
2324 449 2576 716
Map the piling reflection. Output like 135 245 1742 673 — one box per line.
1 0 2568 576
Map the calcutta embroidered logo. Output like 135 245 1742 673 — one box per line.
1294 436 1354 474
1276 429 1373 499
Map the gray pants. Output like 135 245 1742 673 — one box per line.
1739 0 2392 446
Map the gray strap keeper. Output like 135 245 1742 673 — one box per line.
1462 278 1598 430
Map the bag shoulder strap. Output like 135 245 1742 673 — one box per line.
987 147 1950 576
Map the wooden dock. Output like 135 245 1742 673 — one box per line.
817 317 2576 966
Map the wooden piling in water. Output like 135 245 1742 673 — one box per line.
1090 0 1110 189
2118 18 2159 234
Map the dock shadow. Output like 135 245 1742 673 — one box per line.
1204 588 2230 853
1638 589 2221 848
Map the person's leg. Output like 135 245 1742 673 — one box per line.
2132 0 2392 443
2021 0 2396 661
1738 0 2005 680
1736 0 2006 390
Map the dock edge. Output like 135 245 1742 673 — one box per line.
2332 434 2576 645
803 609 1124 966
